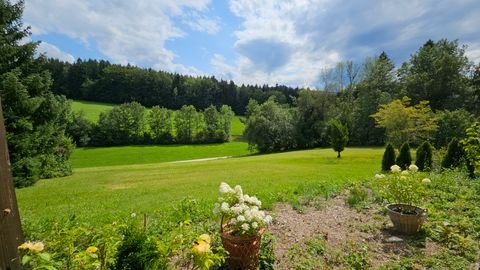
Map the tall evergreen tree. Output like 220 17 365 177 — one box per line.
399 39 470 111
0 0 73 187
351 52 397 145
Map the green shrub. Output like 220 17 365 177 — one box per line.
441 138 464 170
415 141 433 171
382 143 396 171
396 142 412 170
115 225 166 270
460 122 480 177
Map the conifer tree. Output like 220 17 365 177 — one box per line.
415 141 433 171
382 143 396 171
396 142 412 170
0 0 72 187
441 138 464 169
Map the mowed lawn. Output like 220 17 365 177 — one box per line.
72 142 251 168
17 148 382 227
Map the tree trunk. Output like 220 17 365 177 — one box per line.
0 98 23 270
337 151 341 158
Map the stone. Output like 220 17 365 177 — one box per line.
384 236 404 243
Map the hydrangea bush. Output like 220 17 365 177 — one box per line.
213 182 272 236
375 164 430 207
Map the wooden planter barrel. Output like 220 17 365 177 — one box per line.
221 229 263 270
386 203 427 235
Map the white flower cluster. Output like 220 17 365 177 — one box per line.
213 182 272 236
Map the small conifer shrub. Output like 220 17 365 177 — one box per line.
382 143 396 171
396 142 412 170
441 138 464 169
415 141 433 171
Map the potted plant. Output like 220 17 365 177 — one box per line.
375 164 431 235
213 182 272 269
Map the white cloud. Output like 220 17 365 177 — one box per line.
37 41 75 63
23 0 213 72
182 11 221 34
212 0 480 87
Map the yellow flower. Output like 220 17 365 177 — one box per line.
86 246 98 253
192 240 211 255
198 234 211 244
18 241 44 253
18 242 31 250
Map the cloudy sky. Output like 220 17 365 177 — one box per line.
24 0 480 87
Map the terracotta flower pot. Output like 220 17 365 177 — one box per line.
386 203 427 235
221 229 263 270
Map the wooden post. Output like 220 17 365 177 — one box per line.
0 98 23 270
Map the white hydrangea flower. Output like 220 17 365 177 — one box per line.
219 182 232 193
390 165 401 173
251 222 258 229
374 174 386 179
401 170 409 176
237 215 246 222
234 185 243 195
409 164 419 172
221 202 230 212
264 215 273 224
241 223 250 231
422 178 431 184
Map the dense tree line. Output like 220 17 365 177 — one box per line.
67 102 234 147
244 40 479 153
45 59 300 115
0 0 73 187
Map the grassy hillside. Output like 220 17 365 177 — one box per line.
70 100 114 122
71 142 251 168
17 147 382 227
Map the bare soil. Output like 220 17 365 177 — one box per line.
269 192 441 269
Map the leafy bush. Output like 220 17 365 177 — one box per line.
244 98 297 153
115 225 167 270
396 142 412 170
415 141 433 171
460 122 480 177
381 143 396 171
441 138 464 170
434 109 475 148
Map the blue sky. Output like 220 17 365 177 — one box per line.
24 0 480 87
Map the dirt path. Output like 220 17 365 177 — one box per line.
168 156 231 163
269 194 441 269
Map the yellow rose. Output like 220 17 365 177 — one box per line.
198 234 211 244
86 246 98 253
18 241 44 253
192 240 210 255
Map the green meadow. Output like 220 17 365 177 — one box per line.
17 148 382 228
71 142 251 168
70 100 115 122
